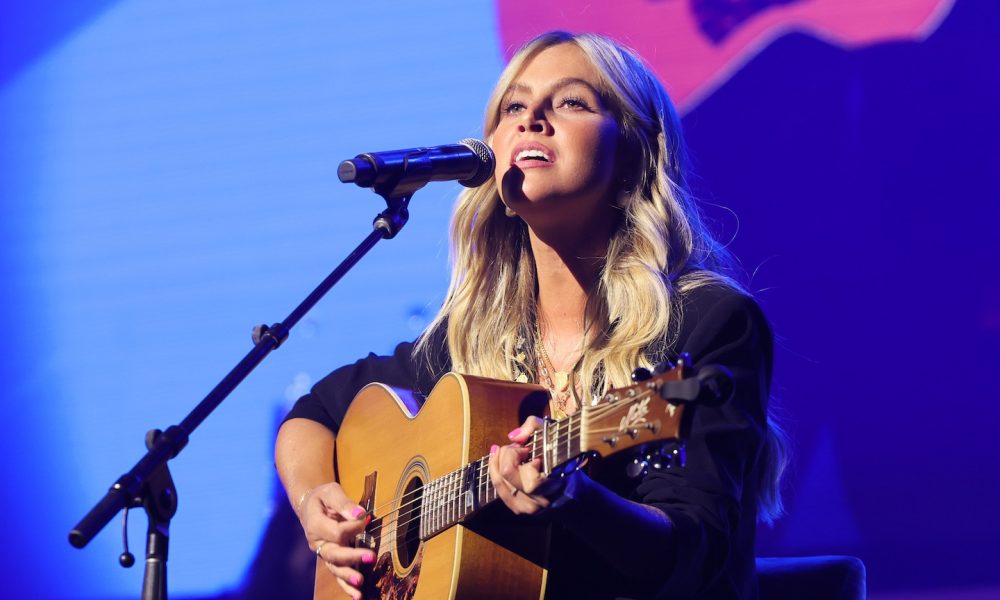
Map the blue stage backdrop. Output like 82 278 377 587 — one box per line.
1 1 997 598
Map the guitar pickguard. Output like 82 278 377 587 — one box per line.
371 547 422 600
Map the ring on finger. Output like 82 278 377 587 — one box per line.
315 540 327 558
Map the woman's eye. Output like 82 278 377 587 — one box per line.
502 101 526 115
559 96 592 110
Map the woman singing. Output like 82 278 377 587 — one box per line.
276 30 787 599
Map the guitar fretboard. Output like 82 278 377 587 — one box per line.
418 413 584 539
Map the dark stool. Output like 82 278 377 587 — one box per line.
757 555 866 600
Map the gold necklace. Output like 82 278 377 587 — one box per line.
536 320 581 420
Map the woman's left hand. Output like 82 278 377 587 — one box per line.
487 415 554 515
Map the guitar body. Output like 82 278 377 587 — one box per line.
316 373 552 600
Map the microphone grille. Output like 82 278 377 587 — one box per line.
458 138 495 188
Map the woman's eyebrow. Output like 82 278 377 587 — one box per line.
504 77 602 97
549 77 602 95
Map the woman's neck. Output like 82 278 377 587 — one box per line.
529 227 609 369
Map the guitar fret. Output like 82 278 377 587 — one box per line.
435 478 442 533
429 480 435 536
482 458 492 503
480 462 485 504
565 416 571 464
459 472 463 517
450 471 457 523
425 481 431 539
553 418 562 467
426 480 432 536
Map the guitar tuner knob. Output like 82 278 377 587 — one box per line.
653 359 675 375
631 367 652 382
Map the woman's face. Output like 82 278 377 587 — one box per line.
492 43 621 233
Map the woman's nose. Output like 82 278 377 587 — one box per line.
517 106 551 134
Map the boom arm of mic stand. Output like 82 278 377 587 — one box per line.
68 191 413 597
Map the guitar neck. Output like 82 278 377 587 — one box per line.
417 369 685 540
418 412 582 539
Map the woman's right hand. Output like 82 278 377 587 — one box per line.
298 482 376 600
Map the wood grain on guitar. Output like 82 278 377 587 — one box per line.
315 366 686 599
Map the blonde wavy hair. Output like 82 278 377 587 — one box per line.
417 31 787 523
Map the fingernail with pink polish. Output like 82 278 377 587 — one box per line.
507 427 522 439
351 575 360 586
362 552 375 564
490 444 499 455
350 506 365 519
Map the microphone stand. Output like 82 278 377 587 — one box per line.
69 176 417 600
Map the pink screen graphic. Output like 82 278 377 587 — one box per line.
496 0 954 112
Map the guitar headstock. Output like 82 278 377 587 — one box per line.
579 362 689 459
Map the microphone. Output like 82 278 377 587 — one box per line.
338 138 495 193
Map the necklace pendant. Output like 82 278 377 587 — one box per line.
553 371 570 392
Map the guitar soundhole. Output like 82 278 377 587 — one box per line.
395 476 423 569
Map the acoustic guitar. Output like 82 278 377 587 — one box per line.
315 365 688 599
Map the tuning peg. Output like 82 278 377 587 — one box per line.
631 367 652 382
652 359 675 375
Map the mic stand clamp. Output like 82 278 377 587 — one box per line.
137 428 178 600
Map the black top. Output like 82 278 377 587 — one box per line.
285 284 772 599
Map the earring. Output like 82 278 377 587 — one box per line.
501 200 517 218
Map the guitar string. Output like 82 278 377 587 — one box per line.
358 388 659 537
358 393 631 526
362 389 669 542
360 388 664 540
373 401 669 544
357 404 566 523
361 417 559 541
375 416 595 541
